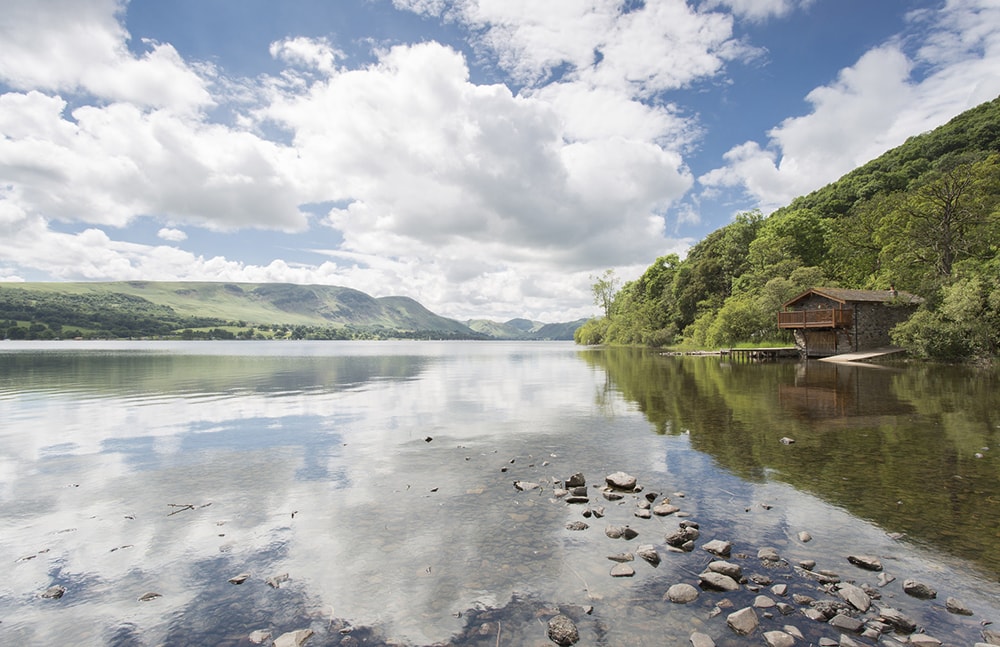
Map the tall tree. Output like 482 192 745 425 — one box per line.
591 269 619 319
879 154 999 288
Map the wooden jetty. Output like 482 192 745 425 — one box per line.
722 347 799 362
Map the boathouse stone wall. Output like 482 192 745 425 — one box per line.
787 294 919 357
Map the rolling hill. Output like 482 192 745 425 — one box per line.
0 281 583 340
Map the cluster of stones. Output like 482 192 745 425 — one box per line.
520 469 994 647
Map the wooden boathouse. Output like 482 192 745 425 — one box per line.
777 287 922 358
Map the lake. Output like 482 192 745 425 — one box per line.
0 341 998 646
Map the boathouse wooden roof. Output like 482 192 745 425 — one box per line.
782 287 923 309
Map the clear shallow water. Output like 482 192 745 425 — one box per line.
0 341 998 646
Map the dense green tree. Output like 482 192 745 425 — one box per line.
577 97 1000 359
878 154 999 293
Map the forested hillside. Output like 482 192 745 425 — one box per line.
576 95 1000 361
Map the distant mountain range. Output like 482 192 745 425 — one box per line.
466 317 587 340
0 281 583 340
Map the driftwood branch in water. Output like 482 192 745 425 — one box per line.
167 503 195 516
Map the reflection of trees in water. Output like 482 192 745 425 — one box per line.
585 348 1000 575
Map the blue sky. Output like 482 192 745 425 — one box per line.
1 0 998 322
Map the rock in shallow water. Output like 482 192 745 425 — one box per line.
273 629 313 647
40 585 66 599
690 631 715 647
610 564 635 577
764 630 795 647
727 607 759 636
707 560 742 580
903 578 937 599
605 471 637 491
877 606 916 633
667 583 699 603
636 544 660 566
653 502 680 516
547 614 579 645
847 554 882 571
702 539 732 557
837 583 871 612
699 571 740 592
945 596 973 615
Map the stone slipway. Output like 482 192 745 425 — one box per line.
818 347 907 366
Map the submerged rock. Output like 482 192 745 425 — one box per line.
566 521 589 531
547 614 579 645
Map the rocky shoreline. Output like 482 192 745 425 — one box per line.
514 469 996 647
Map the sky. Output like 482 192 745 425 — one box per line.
1 0 998 323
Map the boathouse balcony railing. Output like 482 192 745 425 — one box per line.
777 308 853 329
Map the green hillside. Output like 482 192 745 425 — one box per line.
577 95 1000 361
0 281 479 340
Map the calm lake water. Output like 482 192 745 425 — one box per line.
1 341 998 646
